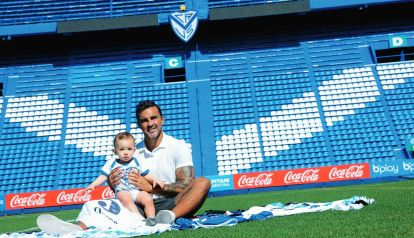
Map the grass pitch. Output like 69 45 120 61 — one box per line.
1 179 413 237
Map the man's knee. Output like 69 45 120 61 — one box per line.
194 177 211 192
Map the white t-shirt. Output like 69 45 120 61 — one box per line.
101 157 149 193
135 132 193 198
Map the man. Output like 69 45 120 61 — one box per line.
111 100 211 222
37 100 211 234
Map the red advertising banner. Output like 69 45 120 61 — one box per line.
5 163 371 209
6 186 114 210
233 163 371 190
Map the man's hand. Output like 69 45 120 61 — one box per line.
128 170 153 192
108 167 123 189
152 179 165 189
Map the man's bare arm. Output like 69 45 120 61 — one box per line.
157 166 194 196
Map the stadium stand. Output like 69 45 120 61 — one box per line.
0 0 184 26
1 0 414 213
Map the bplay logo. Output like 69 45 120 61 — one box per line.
403 162 414 173
371 160 414 177
372 164 399 175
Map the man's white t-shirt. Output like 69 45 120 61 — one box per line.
135 132 193 198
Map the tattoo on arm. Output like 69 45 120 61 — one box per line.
161 166 194 196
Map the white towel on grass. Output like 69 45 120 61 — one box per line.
0 196 374 238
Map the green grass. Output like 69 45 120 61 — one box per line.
1 180 414 237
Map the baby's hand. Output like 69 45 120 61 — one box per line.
85 185 95 191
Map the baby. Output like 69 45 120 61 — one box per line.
86 132 164 226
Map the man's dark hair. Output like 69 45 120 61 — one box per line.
135 100 163 122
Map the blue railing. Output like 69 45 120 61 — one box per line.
208 0 293 9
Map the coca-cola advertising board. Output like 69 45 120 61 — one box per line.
234 163 370 190
6 186 114 210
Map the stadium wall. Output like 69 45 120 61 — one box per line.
1 3 414 215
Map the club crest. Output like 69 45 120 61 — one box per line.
169 11 198 43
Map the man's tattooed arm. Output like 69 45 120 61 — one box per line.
158 166 194 196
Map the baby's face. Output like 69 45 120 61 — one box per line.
114 138 136 162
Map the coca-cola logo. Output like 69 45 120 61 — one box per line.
284 169 320 184
102 187 115 199
57 190 91 204
329 165 364 180
10 193 46 208
237 173 273 188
